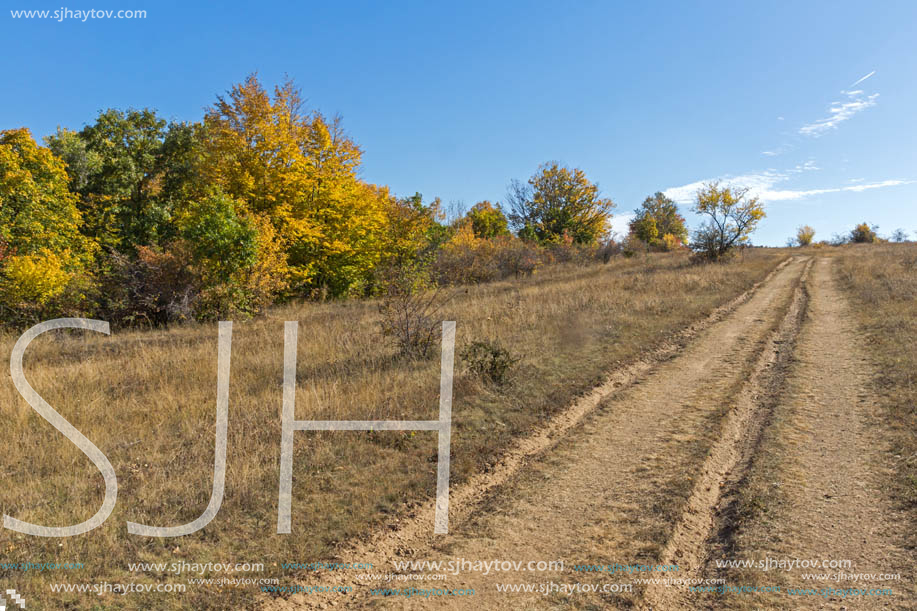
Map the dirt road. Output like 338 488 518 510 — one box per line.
265 255 914 610
696 256 916 610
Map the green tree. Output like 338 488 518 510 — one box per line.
507 162 614 245
691 182 766 260
465 200 510 239
629 192 688 246
74 108 172 251
44 127 101 192
177 189 257 284
157 121 204 214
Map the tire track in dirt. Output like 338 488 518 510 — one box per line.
702 256 917 610
261 256 801 610
639 258 813 610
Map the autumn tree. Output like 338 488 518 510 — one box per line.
691 182 766 260
891 228 909 243
795 225 816 246
507 162 614 245
381 192 450 265
0 129 97 316
850 222 879 243
465 200 510 239
629 192 688 247
201 74 401 297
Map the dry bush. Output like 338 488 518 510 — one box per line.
376 260 449 358
494 236 541 277
433 235 542 284
543 233 595 265
433 244 496 285
621 234 649 258
596 237 622 263
102 244 199 326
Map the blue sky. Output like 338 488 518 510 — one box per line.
3 0 916 245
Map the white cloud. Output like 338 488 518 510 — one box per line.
799 89 879 137
759 179 909 201
791 160 819 172
760 143 794 158
608 213 634 238
663 166 910 204
849 70 876 88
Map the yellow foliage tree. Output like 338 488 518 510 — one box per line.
691 182 766 260
201 75 398 296
660 233 680 251
0 128 97 313
0 249 71 305
795 225 816 246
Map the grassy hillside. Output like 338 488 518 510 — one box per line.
0 250 785 609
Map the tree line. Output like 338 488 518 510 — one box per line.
1 75 765 327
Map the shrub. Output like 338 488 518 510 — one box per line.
433 232 542 285
460 340 520 385
494 236 541 277
596 238 622 263
622 234 649 258
101 244 199 326
660 233 681 252
850 222 879 244
376 259 449 358
433 223 501 284
795 225 816 246
542 230 598 265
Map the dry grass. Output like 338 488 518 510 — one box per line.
836 242 917 530
0 249 784 609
